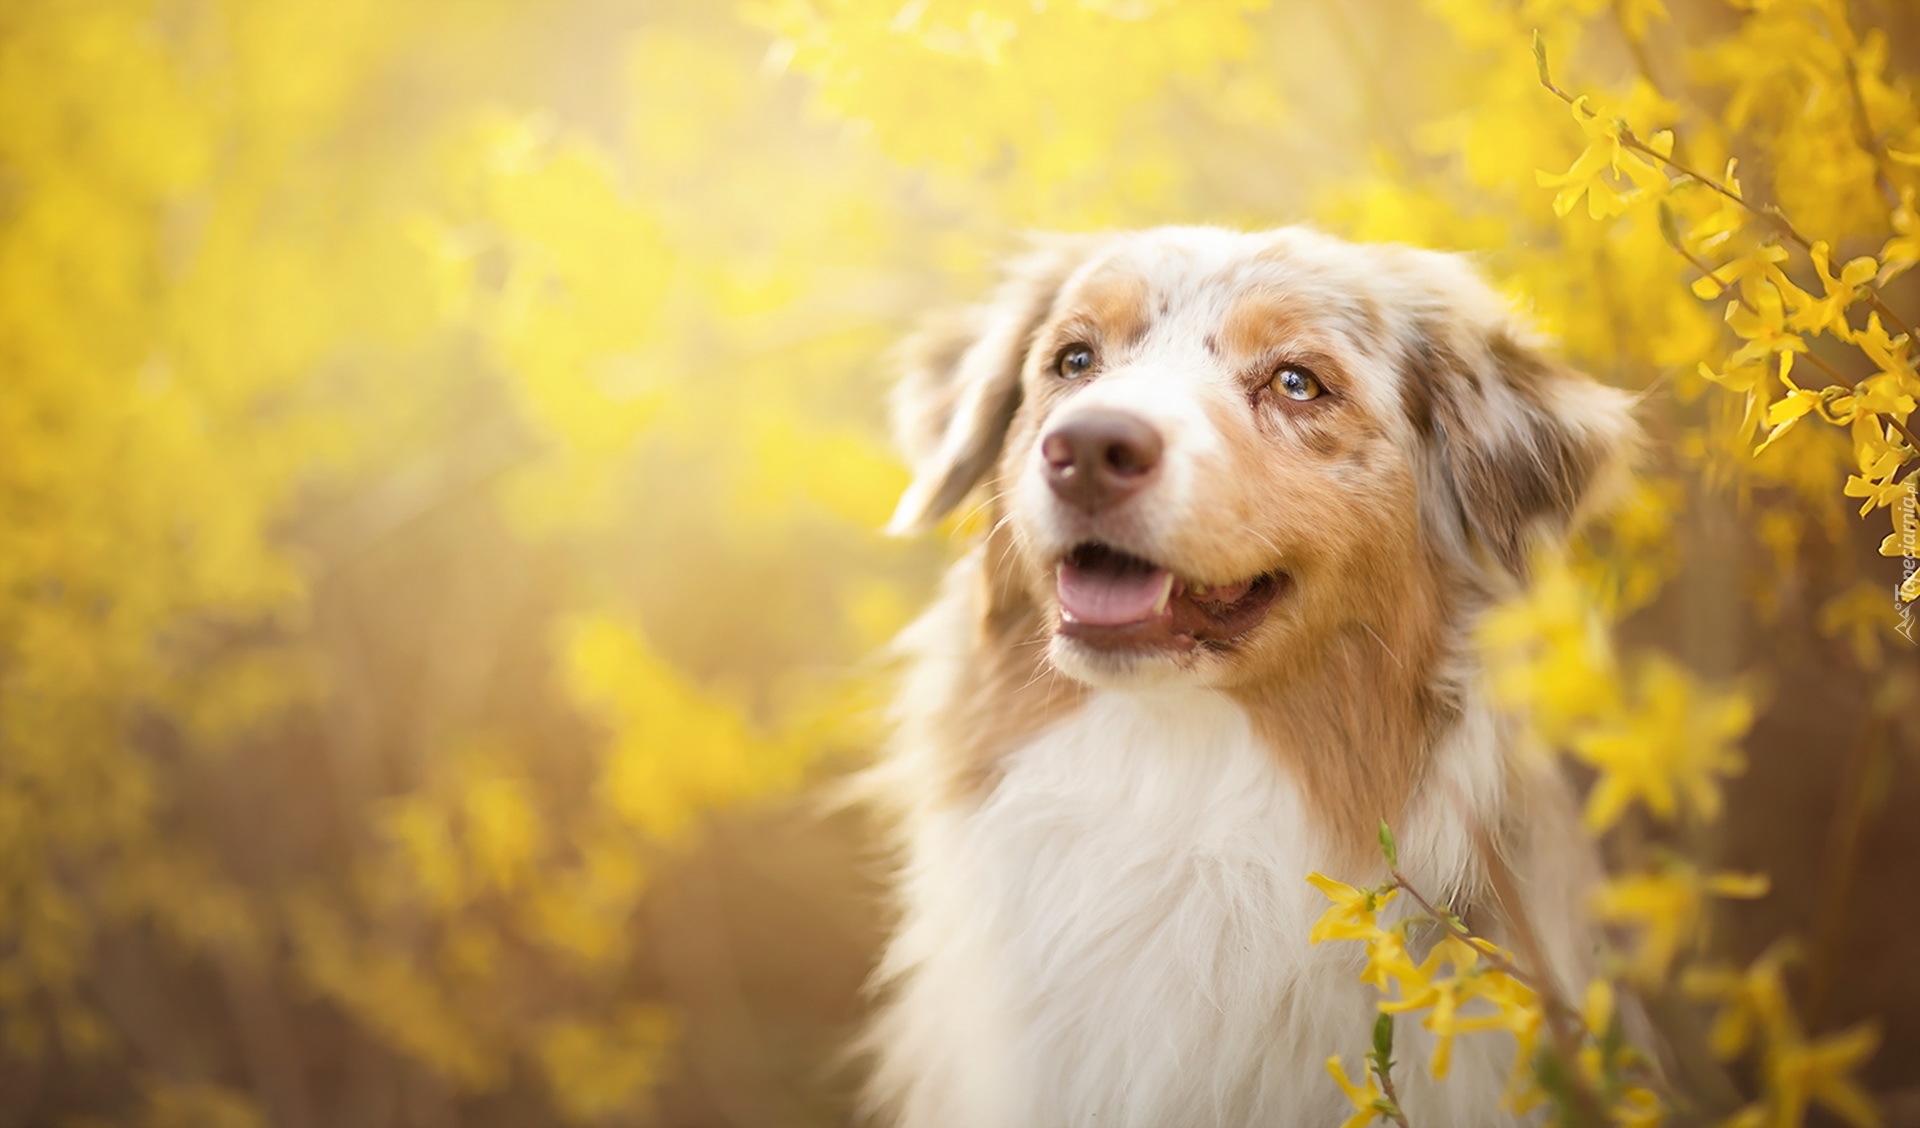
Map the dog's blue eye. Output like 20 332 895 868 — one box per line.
1271 366 1321 401
1056 345 1095 379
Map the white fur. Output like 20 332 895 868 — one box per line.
864 557 1592 1128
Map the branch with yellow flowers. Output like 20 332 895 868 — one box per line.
1311 822 1625 1127
1534 30 1920 585
1315 823 1815 1127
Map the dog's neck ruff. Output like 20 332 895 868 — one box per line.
867 674 1543 1128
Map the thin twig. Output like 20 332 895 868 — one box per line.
1863 293 1917 342
1799 348 1853 386
1662 233 1720 283
1892 415 1920 454
1375 1059 1413 1128
1385 864 1606 1125
1387 867 1544 993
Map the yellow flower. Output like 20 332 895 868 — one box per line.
1754 353 1830 455
1569 655 1752 831
1477 554 1620 746
1790 241 1879 339
1682 943 1798 1061
1685 945 1882 1126
1852 312 1913 383
1884 485 1920 559
1725 282 1810 369
1691 242 1797 305
1878 189 1920 283
1677 189 1751 263
1467 968 1546 1111
1852 370 1917 420
1614 0 1668 41
1306 874 1396 944
1845 436 1916 516
1766 1023 1883 1128
1819 582 1903 668
1595 865 1768 982
1535 97 1671 219
1326 1054 1388 1128
1357 926 1428 997
1377 936 1500 1079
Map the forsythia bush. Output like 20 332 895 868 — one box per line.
0 0 1912 1124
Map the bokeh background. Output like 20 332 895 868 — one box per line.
3 0 1919 1125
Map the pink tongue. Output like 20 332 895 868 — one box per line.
1058 562 1173 626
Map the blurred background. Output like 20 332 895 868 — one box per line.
2 0 1918 1124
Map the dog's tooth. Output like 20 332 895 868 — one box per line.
1152 574 1173 614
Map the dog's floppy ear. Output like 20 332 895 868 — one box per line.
1401 262 1637 580
886 238 1097 536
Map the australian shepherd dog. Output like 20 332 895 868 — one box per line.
859 226 1636 1127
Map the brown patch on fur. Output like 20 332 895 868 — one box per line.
1299 424 1346 460
1397 338 1438 438
1349 290 1387 355
1229 540 1460 871
1050 271 1152 357
1219 289 1313 364
1294 413 1388 464
928 517 1087 803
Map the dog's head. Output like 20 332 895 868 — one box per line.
890 226 1634 690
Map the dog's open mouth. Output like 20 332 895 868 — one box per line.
1055 543 1284 652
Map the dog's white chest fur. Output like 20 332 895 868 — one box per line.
872 687 1530 1128
964 688 1345 1126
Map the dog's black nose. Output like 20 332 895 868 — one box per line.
1041 409 1163 512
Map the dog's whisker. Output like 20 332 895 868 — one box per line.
1238 522 1285 561
1361 622 1405 670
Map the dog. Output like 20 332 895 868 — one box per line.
861 226 1635 1127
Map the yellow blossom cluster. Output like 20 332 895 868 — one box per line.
1312 857 1661 1124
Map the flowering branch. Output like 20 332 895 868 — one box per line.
1377 860 1607 1126
1534 31 1917 342
1797 349 1920 451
